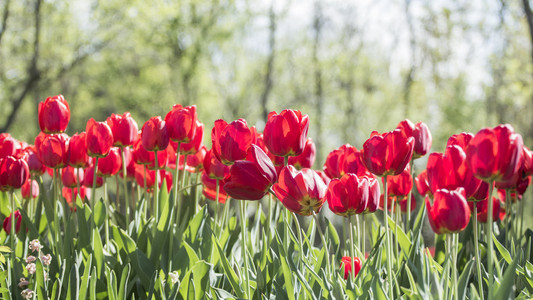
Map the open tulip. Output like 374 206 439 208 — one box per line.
397 119 432 158
38 134 69 169
38 94 70 134
362 129 414 176
165 104 197 143
0 156 30 190
426 188 470 234
326 174 380 216
141 117 169 152
86 118 113 158
186 145 207 172
263 109 309 157
288 138 316 170
340 256 361 280
107 112 138 147
223 145 277 200
3 210 22 234
273 166 327 216
212 119 254 165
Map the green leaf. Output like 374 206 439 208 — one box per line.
118 264 131 300
458 260 474 300
0 246 12 253
179 261 211 300
92 227 104 279
492 234 512 264
79 254 93 300
494 254 518 299
387 215 411 254
213 236 245 298
94 198 107 228
105 266 118 300
66 263 80 300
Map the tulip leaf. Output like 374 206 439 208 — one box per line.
94 198 107 228
105 265 118 300
213 236 245 298
66 263 79 300
492 234 512 265
34 259 46 300
79 254 93 300
494 254 518 299
387 215 411 254
458 260 474 300
92 227 104 279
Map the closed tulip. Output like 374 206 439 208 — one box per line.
397 119 432 158
384 164 412 199
263 109 309 157
38 134 69 169
61 166 84 188
0 156 30 190
3 210 22 234
141 116 169 152
426 188 470 234
343 146 374 178
68 132 90 168
288 138 316 170
255 133 284 167
86 118 113 158
164 104 197 143
212 119 254 165
0 133 18 158
223 145 277 200
273 166 327 216
468 195 504 223
362 129 414 177
177 120 204 155
323 144 353 179
134 164 173 192
186 145 207 173
106 112 138 147
63 186 88 208
97 147 122 177
415 170 430 197
340 256 362 280
446 132 473 150
38 94 70 134
24 146 45 176
326 174 380 216
83 166 104 188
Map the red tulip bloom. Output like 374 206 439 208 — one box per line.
340 256 362 280
204 149 230 180
323 144 353 179
83 166 104 188
415 170 430 197
326 174 380 216
426 145 482 199
0 156 30 190
362 129 415 177
468 195 504 223
177 120 204 155
343 146 374 178
134 164 173 192
141 116 169 152
273 166 327 216
133 134 151 165
466 124 523 182
495 146 533 190
61 166 84 188
164 104 197 143
384 164 412 199
86 118 113 158
255 133 284 167
186 145 207 173
223 145 277 200
68 132 90 168
0 133 19 158
426 188 470 234
212 119 254 165
447 132 474 150
397 119 432 158
316 170 331 186
24 146 45 176
38 94 70 134
263 109 310 157
288 138 316 170
63 186 88 208
21 179 39 199
38 133 69 169
34 132 46 161
379 194 416 213
97 147 122 177
201 172 228 203
106 112 138 147
3 210 22 234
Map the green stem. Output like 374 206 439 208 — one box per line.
143 165 148 217
53 169 62 262
406 161 414 229
293 212 305 270
356 214 361 253
383 177 394 299
121 148 130 227
487 181 494 299
267 193 272 242
362 214 366 259
104 181 110 251
90 158 99 208
343 217 348 255
239 201 250 298
444 234 451 300
349 215 356 282
473 202 484 299
312 211 331 275
9 190 15 291
395 201 400 270
173 143 181 227
215 179 219 228
519 197 525 243
76 168 81 203
154 151 160 226
452 234 458 300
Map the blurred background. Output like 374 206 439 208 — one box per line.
1 0 532 226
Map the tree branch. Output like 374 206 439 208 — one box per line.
0 0 10 48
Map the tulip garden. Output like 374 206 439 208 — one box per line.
0 95 532 299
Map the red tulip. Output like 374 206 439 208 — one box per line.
63 186 88 208
38 133 69 169
68 132 90 168
379 195 416 213
466 124 523 182
273 166 327 216
204 149 230 180
38 94 70 134
141 116 169 152
446 132 474 150
495 146 533 190
326 174 380 216
468 195 504 223
415 170 430 197
61 166 84 188
34 132 46 161
340 256 361 280
343 146 374 178
397 119 432 158
3 210 22 234
426 145 482 199
177 120 204 155
0 156 30 190
86 118 113 158
164 104 197 143
288 138 316 170
133 134 151 165
201 172 228 203
315 170 331 186
186 145 207 172
97 147 122 177
426 188 470 234
323 144 353 179
263 109 310 157
21 179 39 199
0 133 19 158
106 112 138 147
470 181 490 202
212 119 254 165
362 129 414 176
83 166 104 188
134 164 172 192
24 146 46 176
223 145 277 200
384 164 412 199
255 133 284 167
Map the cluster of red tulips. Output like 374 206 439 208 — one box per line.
1 94 532 298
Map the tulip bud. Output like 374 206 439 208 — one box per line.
397 120 432 159
426 188 470 234
362 129 414 177
326 173 380 216
86 118 113 158
263 109 310 157
106 112 139 147
3 210 22 234
340 256 361 280
164 105 197 143
141 117 169 152
38 94 70 134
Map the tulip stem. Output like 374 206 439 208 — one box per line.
312 211 331 276
267 193 272 242
362 214 366 259
292 212 305 270
76 168 81 203
519 197 525 243
90 158 99 208
383 177 394 299
154 151 160 228
9 190 15 291
444 234 451 300
505 189 513 249
104 181 111 251
349 215 356 282
239 201 250 297
487 181 494 299
173 142 181 229
53 169 62 262
342 217 348 255
473 202 484 299
143 165 148 217
395 201 400 270
121 148 130 227
284 156 288 166
406 161 414 230
215 179 219 228
452 233 458 300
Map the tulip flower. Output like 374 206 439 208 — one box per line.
384 164 412 199
23 146 45 176
106 112 138 147
177 120 204 155
223 145 277 200
343 146 374 178
0 133 19 158
134 164 172 192
212 119 254 165
468 196 504 223
362 129 415 176
141 116 169 152
186 145 207 173
21 179 39 199
466 124 523 182
38 134 69 169
86 118 113 158
288 138 316 170
446 132 473 150
341 256 362 280
0 156 30 190
33 132 46 161
63 186 88 208
204 149 230 180
67 132 89 168
415 170 430 197
201 172 228 203
272 166 327 216
263 109 310 157
164 104 197 143
38 94 70 134
426 188 470 234
61 166 84 188
83 166 104 188
255 133 284 167
326 174 380 216
397 119 432 158
323 144 353 179
97 147 122 177
3 210 22 234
